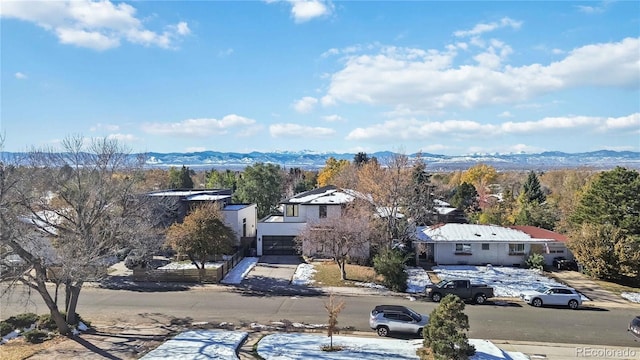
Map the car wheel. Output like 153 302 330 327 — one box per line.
431 293 442 302
376 326 389 337
568 299 579 309
417 327 423 336
474 294 486 304
532 298 543 307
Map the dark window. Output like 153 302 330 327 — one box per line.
482 243 490 250
286 204 299 217
455 243 472 254
509 243 525 255
319 205 327 218
242 218 247 237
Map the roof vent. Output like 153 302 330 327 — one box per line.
474 233 481 237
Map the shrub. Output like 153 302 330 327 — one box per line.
37 313 58 331
0 321 13 337
373 248 410 292
23 329 48 344
5 313 39 328
526 253 545 271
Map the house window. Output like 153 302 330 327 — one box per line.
319 205 327 218
481 243 490 250
455 243 472 254
286 204 299 217
242 218 247 237
509 243 525 255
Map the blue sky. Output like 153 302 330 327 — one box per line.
1 0 639 156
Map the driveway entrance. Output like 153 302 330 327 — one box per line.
240 255 319 295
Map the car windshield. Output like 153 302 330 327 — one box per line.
534 286 550 293
436 280 450 288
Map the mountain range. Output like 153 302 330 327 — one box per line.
144 149 640 171
3 150 639 171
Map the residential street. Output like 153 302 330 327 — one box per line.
2 284 639 347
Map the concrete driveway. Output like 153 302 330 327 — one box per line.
239 255 320 295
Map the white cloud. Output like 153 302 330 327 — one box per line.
14 72 27 79
323 114 345 122
0 0 189 50
600 113 640 131
218 48 234 57
321 37 640 112
269 123 335 137
287 0 333 23
498 111 514 118
345 113 640 142
90 123 120 132
454 17 522 38
292 96 318 113
107 133 137 142
142 115 256 136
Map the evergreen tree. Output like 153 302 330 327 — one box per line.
521 171 546 204
420 294 475 360
450 182 479 213
169 165 194 189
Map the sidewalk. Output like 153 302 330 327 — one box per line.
493 339 640 360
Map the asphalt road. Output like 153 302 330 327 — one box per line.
2 284 639 347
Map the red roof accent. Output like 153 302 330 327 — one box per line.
509 225 568 243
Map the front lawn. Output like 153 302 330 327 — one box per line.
311 261 383 287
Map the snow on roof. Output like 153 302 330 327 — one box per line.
434 199 451 207
286 185 356 205
416 223 554 243
186 194 231 201
435 206 457 215
148 189 230 197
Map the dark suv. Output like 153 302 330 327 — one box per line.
369 305 429 337
629 316 640 341
552 256 578 271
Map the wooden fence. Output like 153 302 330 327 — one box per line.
132 248 247 284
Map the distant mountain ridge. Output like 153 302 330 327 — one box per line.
3 149 639 171
143 149 640 171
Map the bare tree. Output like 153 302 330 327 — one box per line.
324 292 345 351
1 136 162 334
296 202 371 280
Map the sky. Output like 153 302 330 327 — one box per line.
1 0 639 156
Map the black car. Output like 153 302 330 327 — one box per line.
552 256 578 271
629 316 640 341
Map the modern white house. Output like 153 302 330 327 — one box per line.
413 223 569 267
256 185 358 256
147 189 257 248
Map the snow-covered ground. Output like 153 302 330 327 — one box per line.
157 261 223 270
221 257 259 284
222 257 640 303
431 265 576 298
141 330 528 360
621 292 640 303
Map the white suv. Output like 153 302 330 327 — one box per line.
369 305 429 337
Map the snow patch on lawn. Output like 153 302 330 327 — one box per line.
141 330 247 359
292 263 317 285
158 261 223 270
433 265 575 298
621 292 640 303
406 267 433 293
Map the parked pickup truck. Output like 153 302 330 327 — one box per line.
425 279 494 304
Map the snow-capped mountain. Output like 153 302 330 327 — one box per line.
142 150 640 171
3 150 639 171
